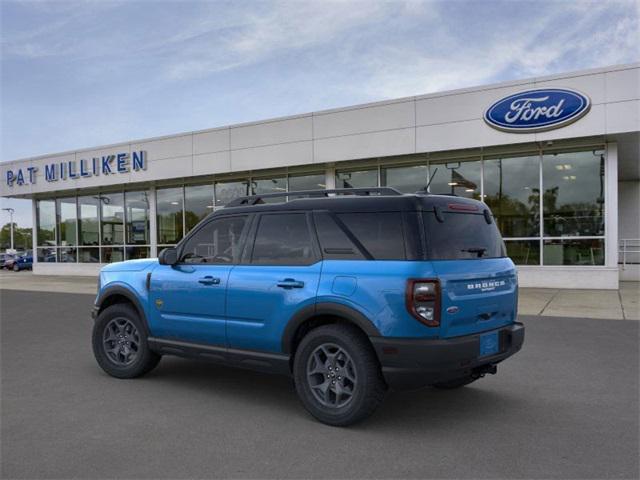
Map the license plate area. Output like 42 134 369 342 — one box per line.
479 331 500 357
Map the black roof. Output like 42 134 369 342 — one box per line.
217 188 487 215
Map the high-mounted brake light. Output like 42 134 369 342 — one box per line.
406 279 441 327
448 203 478 212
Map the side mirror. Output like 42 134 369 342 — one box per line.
158 247 178 266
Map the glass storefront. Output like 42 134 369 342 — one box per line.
156 187 183 245
185 184 214 232
33 147 606 267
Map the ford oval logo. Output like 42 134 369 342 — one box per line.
484 88 591 133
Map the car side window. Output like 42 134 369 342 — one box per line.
251 213 316 265
336 212 406 260
181 215 248 264
313 212 365 260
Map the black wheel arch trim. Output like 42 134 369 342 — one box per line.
281 302 381 354
94 285 150 335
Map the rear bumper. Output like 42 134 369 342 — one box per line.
370 323 524 391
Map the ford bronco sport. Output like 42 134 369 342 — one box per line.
92 188 524 426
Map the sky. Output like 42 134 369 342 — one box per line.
1 0 639 229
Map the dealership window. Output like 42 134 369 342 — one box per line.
251 176 287 203
185 184 214 232
483 155 540 238
504 240 540 266
336 169 378 189
78 196 100 246
124 190 151 260
215 180 249 207
288 172 325 192
56 197 77 247
381 164 428 193
125 191 150 245
542 150 605 238
428 159 481 199
36 200 56 246
156 187 184 245
100 193 124 245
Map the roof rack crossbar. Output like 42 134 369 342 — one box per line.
225 187 402 208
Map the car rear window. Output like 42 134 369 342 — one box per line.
423 211 505 260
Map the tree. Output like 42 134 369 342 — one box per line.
0 223 32 251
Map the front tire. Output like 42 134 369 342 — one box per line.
92 303 160 379
293 324 386 426
12 264 19 272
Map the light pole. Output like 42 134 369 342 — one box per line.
2 207 15 251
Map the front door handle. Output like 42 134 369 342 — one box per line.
198 276 221 286
277 278 305 289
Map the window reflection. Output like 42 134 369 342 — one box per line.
288 173 325 192
381 164 428 193
125 191 150 245
429 160 480 199
543 239 604 265
100 193 124 245
78 196 100 246
542 151 605 237
336 169 377 189
215 180 249 207
36 200 56 246
56 198 77 246
252 176 286 203
156 187 184 244
484 156 540 237
185 184 214 232
505 240 540 265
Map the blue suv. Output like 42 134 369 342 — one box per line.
92 188 524 426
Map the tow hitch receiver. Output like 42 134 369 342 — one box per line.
472 364 497 379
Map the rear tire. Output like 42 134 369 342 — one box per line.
432 375 478 389
92 303 161 379
293 324 386 426
12 264 19 272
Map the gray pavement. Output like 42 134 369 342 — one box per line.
1 289 638 479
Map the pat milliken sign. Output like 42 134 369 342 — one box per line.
5 151 147 187
484 88 591 133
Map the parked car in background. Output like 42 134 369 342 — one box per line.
2 253 17 270
12 251 33 271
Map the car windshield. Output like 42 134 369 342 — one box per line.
423 211 505 260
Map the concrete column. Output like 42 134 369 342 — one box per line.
605 143 619 275
325 164 336 190
31 198 37 268
149 186 158 257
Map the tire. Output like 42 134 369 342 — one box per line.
432 375 478 389
92 303 161 379
12 264 19 272
293 324 386 426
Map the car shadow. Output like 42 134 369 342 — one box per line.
140 356 524 429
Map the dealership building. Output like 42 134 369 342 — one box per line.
1 63 638 289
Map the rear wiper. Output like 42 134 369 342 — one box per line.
462 247 487 258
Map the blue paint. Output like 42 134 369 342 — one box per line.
484 88 590 132
101 155 113 174
45 164 57 182
117 153 128 173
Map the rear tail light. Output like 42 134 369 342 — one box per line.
406 279 440 327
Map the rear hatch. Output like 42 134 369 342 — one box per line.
423 205 518 338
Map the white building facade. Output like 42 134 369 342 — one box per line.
2 63 639 289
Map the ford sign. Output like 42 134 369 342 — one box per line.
484 88 591 133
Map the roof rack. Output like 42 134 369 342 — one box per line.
225 187 403 208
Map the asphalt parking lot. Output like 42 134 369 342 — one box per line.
1 289 638 479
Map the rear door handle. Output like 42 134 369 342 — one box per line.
198 276 221 286
277 278 305 289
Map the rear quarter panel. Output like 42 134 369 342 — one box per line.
317 260 442 338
